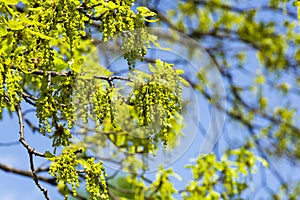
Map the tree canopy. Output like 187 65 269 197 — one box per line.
1 0 300 199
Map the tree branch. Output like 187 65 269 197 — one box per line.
29 153 50 200
77 5 107 21
0 141 20 147
19 68 133 85
15 104 51 199
22 91 37 106
15 104 45 157
0 163 56 185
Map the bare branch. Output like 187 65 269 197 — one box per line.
77 6 107 21
94 75 133 87
19 68 133 86
0 163 56 185
0 141 19 147
27 68 73 77
15 104 45 157
22 91 37 106
14 103 50 199
24 118 39 133
29 153 50 200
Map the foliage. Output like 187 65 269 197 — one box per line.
184 148 268 199
48 147 81 198
0 0 300 199
149 0 300 198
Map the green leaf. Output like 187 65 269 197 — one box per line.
6 20 24 30
53 53 68 71
179 77 189 87
25 29 52 40
144 18 159 23
295 49 300 61
137 6 157 17
254 75 265 85
0 24 8 37
255 156 269 168
148 63 155 73
294 1 300 7
14 46 26 55
171 171 182 181
3 0 19 4
44 151 55 158
107 1 117 9
151 39 172 51
68 58 79 73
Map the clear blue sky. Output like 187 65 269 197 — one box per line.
1 0 300 199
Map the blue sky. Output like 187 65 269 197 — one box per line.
0 108 60 199
1 0 300 199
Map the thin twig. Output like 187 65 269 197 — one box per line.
47 73 52 89
0 163 56 185
77 6 107 20
0 141 20 147
27 68 73 77
146 176 163 199
22 92 37 106
29 153 50 200
24 118 39 133
15 104 45 157
20 68 133 84
15 104 50 199
22 90 38 101
107 182 135 194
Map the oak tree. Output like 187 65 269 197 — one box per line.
0 0 300 199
